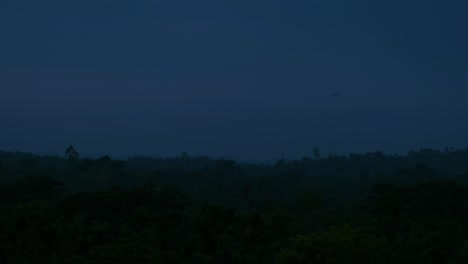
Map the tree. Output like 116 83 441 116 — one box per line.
313 147 321 160
65 145 80 161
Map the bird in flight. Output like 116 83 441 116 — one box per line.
332 93 339 96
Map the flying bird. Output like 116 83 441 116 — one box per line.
332 93 339 96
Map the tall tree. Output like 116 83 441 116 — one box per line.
313 147 321 160
65 145 80 161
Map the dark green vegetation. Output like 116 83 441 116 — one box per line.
1 147 468 263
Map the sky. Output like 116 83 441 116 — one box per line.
1 0 468 161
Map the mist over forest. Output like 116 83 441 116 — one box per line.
3 0 468 263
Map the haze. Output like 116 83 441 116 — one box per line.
2 0 468 161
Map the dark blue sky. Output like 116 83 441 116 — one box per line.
2 0 468 161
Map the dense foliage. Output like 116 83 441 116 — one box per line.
0 148 467 263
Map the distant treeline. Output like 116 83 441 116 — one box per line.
1 147 467 206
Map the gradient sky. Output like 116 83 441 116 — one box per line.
2 0 468 161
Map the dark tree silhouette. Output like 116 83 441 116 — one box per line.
65 145 80 161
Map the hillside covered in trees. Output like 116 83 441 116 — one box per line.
1 147 468 263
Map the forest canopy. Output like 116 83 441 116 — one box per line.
0 147 467 263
